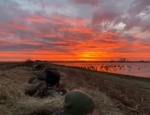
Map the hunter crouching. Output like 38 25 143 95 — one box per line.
33 69 67 98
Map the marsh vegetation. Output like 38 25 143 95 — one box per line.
0 61 150 115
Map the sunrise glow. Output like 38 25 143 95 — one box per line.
0 0 150 61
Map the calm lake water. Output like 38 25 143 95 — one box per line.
52 62 150 78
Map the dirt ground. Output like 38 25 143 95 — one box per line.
0 62 150 115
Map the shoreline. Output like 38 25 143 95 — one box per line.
50 63 150 82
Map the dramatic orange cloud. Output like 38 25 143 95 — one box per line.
0 0 150 61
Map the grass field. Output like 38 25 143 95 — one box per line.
0 61 150 115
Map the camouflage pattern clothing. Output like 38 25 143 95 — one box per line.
29 78 44 85
30 68 57 85
33 82 67 98
29 71 46 85
32 64 45 71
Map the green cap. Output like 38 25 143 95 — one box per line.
63 90 95 115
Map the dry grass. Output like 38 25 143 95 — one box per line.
0 62 150 115
23 59 34 67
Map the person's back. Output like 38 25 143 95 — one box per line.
33 82 66 98
33 69 66 98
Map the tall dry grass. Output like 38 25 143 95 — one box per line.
0 63 150 115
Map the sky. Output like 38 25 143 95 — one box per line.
0 0 150 61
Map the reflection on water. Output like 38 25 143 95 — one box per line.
52 62 150 78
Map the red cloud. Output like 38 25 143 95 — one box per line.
11 23 29 31
25 15 50 23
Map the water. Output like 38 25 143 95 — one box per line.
52 62 150 78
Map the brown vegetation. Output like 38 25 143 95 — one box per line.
0 62 150 115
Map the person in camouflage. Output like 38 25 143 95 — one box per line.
33 69 66 98
29 67 57 85
51 90 98 115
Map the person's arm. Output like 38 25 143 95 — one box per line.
33 82 47 97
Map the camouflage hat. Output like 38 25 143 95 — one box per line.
45 70 60 86
63 90 95 115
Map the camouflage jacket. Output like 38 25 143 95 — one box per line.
30 68 57 85
28 71 46 85
33 82 67 98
